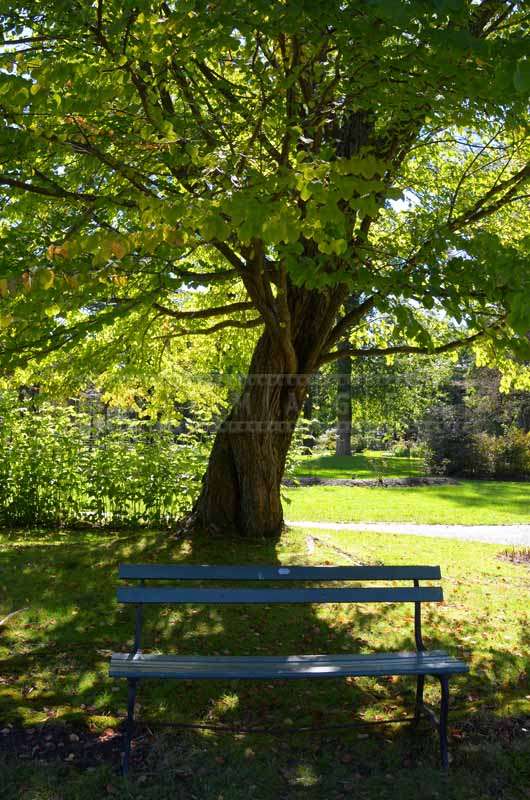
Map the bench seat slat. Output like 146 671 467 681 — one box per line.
117 586 443 604
110 651 468 680
119 564 441 582
111 650 449 664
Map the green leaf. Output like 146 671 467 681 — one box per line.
37 268 55 290
330 238 347 256
44 303 61 318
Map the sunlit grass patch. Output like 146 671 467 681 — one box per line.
285 480 530 525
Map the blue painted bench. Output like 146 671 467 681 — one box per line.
109 564 468 773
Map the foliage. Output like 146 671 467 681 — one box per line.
0 303 257 419
283 416 313 478
347 354 454 443
302 354 454 452
465 366 530 435
0 386 312 527
463 429 530 479
421 363 530 478
0 390 209 527
422 403 472 476
0 1 530 380
390 440 427 459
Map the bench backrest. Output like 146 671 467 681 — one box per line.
118 564 441 653
117 564 443 605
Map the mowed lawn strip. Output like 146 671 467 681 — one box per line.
0 526 529 799
285 481 530 525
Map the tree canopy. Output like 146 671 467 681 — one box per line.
0 1 529 371
1 1 530 535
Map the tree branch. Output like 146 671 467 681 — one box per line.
325 295 376 349
0 607 29 627
210 240 247 272
175 268 239 284
0 35 70 45
471 0 514 37
402 161 530 276
171 64 217 147
96 0 104 38
157 317 263 337
450 161 530 230
319 325 503 366
0 174 135 207
65 136 154 196
194 60 283 164
152 300 254 320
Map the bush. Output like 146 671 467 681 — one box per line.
492 428 530 478
422 404 473 476
422 404 530 479
463 430 530 479
0 391 209 528
390 439 426 458
464 432 496 478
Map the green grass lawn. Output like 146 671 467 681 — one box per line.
0 526 529 799
285 481 530 525
294 451 426 480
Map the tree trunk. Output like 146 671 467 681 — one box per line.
335 342 352 457
190 290 338 537
302 379 316 451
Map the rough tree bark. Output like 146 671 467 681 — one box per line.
190 287 341 537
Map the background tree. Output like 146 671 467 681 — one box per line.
335 342 353 456
334 296 358 456
308 348 453 452
1 1 530 536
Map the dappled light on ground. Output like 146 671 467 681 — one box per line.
294 451 426 481
0 527 528 798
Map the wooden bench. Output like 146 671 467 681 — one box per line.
109 564 468 773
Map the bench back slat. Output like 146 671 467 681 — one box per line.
118 564 441 582
117 586 443 605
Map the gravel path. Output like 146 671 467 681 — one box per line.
285 520 530 546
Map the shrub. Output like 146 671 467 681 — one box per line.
421 404 530 479
464 432 496 478
422 404 473 476
492 428 530 478
390 440 411 457
0 391 209 528
390 439 426 458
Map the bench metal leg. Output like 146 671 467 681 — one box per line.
413 674 425 725
122 678 138 776
438 676 449 770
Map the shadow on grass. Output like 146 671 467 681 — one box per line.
295 452 425 480
0 526 529 798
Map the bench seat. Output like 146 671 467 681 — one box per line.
110 650 467 680
112 563 469 772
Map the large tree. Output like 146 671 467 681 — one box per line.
1 1 530 537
